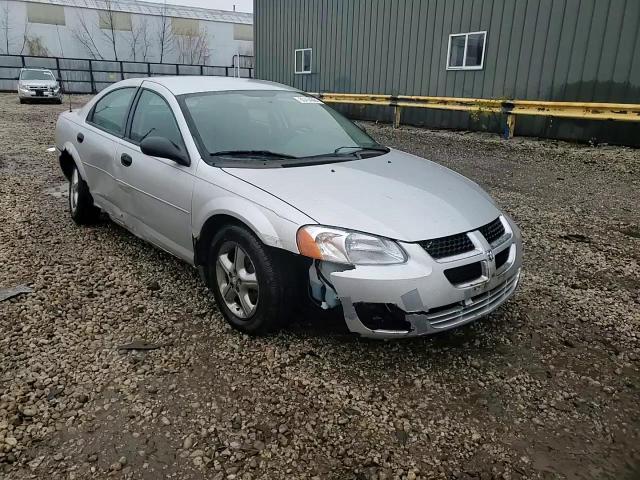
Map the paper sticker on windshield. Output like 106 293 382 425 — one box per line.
294 96 323 104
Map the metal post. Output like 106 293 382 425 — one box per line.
20 55 25 67
200 64 204 76
225 66 229 77
175 64 179 75
393 106 402 128
119 61 124 80
504 113 516 139
55 57 61 81
147 62 151 78
88 60 95 94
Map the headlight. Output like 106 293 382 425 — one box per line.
296 225 406 265
19 86 29 92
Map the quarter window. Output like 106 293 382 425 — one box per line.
447 31 486 70
294 48 312 74
90 87 136 136
130 90 185 151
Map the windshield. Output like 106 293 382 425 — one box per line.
20 70 54 81
179 90 383 161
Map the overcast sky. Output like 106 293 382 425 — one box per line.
146 0 254 13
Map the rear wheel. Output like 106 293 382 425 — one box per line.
69 164 99 225
207 225 295 335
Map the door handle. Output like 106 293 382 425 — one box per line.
76 132 84 143
121 153 133 167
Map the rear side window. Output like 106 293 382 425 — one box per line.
129 90 185 150
90 88 136 136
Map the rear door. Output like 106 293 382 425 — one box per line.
113 85 196 262
79 87 137 222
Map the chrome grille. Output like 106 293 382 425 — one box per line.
419 233 475 259
479 217 505 245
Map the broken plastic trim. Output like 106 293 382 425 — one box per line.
353 303 412 331
308 260 353 309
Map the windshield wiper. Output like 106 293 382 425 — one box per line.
333 145 390 155
209 150 297 159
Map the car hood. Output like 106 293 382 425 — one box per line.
20 80 57 87
223 149 501 242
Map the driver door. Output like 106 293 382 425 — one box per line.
113 86 195 262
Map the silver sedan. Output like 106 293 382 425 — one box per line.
55 77 522 338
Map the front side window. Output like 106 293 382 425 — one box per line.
447 31 486 70
90 87 136 136
20 70 54 81
295 48 312 74
130 90 185 151
179 90 382 161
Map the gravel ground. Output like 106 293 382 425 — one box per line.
1 93 639 480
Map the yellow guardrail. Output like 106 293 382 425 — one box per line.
312 93 640 138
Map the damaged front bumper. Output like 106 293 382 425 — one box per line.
310 215 523 339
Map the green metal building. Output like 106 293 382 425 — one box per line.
254 0 640 145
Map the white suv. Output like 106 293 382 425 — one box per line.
18 68 62 104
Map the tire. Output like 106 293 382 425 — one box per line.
68 163 100 225
207 225 295 335
19 98 25 104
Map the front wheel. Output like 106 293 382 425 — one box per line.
207 225 295 335
69 164 99 225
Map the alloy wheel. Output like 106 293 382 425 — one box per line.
215 242 259 319
70 168 79 213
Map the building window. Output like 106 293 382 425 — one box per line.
233 24 253 41
447 31 486 70
172 18 199 36
98 11 132 31
294 48 312 74
27 3 65 25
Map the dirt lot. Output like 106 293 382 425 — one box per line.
0 92 639 480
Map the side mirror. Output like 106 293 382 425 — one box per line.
140 136 190 167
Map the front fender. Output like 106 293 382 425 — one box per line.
192 194 301 253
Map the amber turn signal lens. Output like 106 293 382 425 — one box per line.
296 228 323 259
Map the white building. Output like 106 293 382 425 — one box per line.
0 0 253 66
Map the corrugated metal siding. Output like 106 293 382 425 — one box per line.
255 0 640 143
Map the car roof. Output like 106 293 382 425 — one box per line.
138 76 298 96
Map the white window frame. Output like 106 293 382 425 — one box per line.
446 31 487 71
294 48 312 74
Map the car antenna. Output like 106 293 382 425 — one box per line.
62 75 72 112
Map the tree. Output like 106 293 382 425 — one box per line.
97 0 119 61
25 36 50 56
0 2 10 54
156 0 174 63
18 22 29 54
176 28 209 65
131 17 151 62
71 11 104 60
